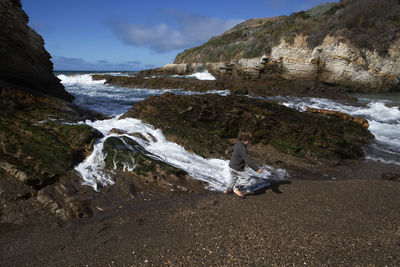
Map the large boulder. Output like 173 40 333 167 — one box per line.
0 87 105 220
101 136 206 193
0 89 103 190
122 93 374 161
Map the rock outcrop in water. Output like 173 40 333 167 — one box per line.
139 0 400 95
122 93 374 162
92 74 352 100
102 136 206 193
305 107 370 128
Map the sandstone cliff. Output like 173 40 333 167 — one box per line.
0 0 73 101
147 0 400 93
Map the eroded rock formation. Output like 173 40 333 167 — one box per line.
140 0 400 94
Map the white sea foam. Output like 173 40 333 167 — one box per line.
58 73 228 116
280 97 400 165
58 74 106 86
186 71 216 80
59 72 399 190
168 71 216 80
75 117 285 191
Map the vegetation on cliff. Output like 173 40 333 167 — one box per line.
175 0 400 63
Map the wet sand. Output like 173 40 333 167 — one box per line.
1 178 399 266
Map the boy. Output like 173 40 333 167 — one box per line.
224 129 263 197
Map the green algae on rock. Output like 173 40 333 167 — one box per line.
91 74 352 100
0 88 104 190
122 93 374 161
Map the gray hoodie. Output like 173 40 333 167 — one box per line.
228 141 259 172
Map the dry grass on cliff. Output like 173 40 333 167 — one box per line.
175 0 400 63
293 33 309 48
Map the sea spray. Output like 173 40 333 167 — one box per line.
184 71 216 80
58 73 228 116
280 97 400 165
59 72 399 191
74 117 286 191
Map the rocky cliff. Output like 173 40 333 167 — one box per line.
146 0 400 94
0 0 73 101
0 0 218 221
0 0 106 221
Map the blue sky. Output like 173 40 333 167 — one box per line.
21 0 337 71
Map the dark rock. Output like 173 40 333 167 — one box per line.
35 174 97 220
102 136 206 193
108 128 128 135
0 168 33 197
108 128 158 143
0 0 73 101
0 0 117 220
305 107 369 128
92 74 353 100
381 173 400 182
122 93 374 161
0 87 103 193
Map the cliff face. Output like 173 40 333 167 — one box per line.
0 0 109 220
0 0 73 101
166 0 400 93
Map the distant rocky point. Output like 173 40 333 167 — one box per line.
139 0 400 94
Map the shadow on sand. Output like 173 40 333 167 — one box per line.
246 180 292 196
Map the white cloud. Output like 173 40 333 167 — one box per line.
108 11 243 53
109 22 188 52
52 56 148 71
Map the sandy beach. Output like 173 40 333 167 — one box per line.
1 178 399 266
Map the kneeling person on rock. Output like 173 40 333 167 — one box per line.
224 129 263 197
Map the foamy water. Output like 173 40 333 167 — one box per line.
74 117 283 191
183 71 216 80
60 72 281 191
157 70 217 80
59 72 399 191
279 97 400 165
58 73 227 116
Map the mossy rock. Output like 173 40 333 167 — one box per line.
122 93 374 161
0 88 104 189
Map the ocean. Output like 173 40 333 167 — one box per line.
56 71 400 191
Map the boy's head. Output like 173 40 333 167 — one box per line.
238 129 253 144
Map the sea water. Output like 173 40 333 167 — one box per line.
59 71 275 191
58 71 399 191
